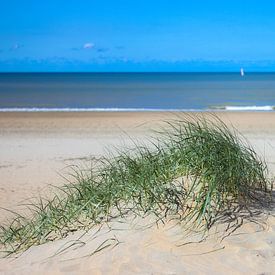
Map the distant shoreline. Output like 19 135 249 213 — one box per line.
0 106 275 112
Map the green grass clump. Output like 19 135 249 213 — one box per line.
159 115 271 226
0 115 272 255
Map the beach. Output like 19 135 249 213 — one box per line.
0 111 275 274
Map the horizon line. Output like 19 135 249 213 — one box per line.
1 71 275 74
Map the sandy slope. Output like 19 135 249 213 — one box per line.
0 112 275 274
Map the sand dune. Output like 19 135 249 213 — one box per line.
0 112 275 274
1 213 274 274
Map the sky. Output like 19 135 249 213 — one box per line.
1 0 275 72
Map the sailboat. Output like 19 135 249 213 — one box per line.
240 68 244 77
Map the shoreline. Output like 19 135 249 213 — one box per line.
1 110 275 132
0 108 274 112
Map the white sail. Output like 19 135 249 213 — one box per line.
240 68 244 76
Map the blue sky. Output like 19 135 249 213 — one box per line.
1 0 275 71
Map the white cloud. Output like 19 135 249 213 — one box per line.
83 43 95 49
10 44 22 50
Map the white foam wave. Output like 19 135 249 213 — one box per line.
0 106 274 112
225 106 274 111
0 107 200 112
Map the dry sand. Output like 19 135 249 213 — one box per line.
0 112 275 274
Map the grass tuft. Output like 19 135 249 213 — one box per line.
0 114 272 255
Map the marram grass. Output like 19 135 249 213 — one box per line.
0 115 272 255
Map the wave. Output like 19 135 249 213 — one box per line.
0 107 201 112
224 106 274 111
210 105 275 111
0 106 274 112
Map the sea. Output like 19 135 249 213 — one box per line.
0 72 275 112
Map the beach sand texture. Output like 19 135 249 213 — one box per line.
0 112 275 274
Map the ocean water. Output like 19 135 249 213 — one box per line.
0 73 275 111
